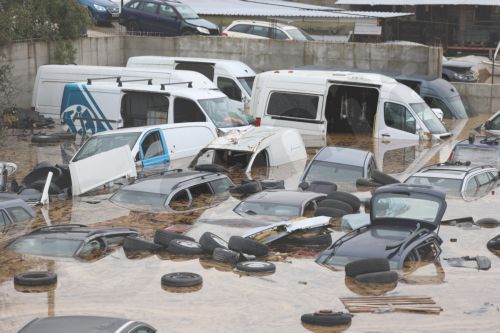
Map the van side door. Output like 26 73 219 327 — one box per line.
377 102 420 140
137 129 170 167
173 97 207 124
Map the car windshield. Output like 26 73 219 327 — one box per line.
198 97 249 128
284 27 314 41
72 132 141 162
238 76 255 96
404 176 462 193
454 147 499 166
175 5 199 19
111 190 168 211
410 103 447 134
447 95 468 119
235 201 301 219
304 161 364 183
8 237 82 257
372 193 442 224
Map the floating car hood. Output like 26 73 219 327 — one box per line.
370 184 447 231
242 216 331 239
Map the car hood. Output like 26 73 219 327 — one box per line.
185 18 219 30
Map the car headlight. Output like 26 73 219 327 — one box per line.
93 4 106 11
196 26 210 35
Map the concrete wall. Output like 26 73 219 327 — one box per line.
452 82 500 115
3 35 442 108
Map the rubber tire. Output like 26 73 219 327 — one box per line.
371 170 400 185
31 134 59 144
212 247 240 265
236 261 276 274
314 207 347 218
194 164 225 173
277 233 332 247
199 232 228 254
161 272 202 287
14 272 57 286
317 199 354 214
487 235 500 250
229 181 262 195
55 132 76 140
307 180 338 194
325 192 361 212
354 271 398 284
301 312 352 327
258 179 285 190
23 166 62 185
356 178 383 187
477 218 500 228
345 258 390 277
154 229 194 247
228 236 269 257
168 239 204 255
123 236 162 252
29 180 61 195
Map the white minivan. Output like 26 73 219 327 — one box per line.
60 81 252 135
250 70 451 147
126 56 256 112
32 64 216 118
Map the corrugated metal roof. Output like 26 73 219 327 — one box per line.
180 0 413 19
335 0 499 5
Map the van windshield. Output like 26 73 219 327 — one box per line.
238 76 255 96
72 132 141 162
198 97 249 128
410 103 447 134
175 5 199 19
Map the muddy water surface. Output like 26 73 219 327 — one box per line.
1 117 500 333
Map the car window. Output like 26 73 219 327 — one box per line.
209 178 233 194
168 189 191 211
229 24 251 33
476 172 493 186
198 97 249 128
111 190 168 211
0 210 9 231
105 235 128 247
217 77 242 101
130 327 156 333
159 4 176 17
304 160 364 184
267 92 319 120
174 98 206 123
127 1 140 9
384 102 416 134
490 113 500 130
5 207 32 223
373 193 442 223
235 201 301 219
141 131 164 159
78 239 105 260
464 177 478 197
140 2 158 14
248 25 269 38
424 96 453 119
8 237 82 257
270 28 288 40
188 183 214 209
72 132 141 162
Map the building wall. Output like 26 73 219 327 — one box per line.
453 82 500 115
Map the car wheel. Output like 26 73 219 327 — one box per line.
161 272 202 288
314 207 347 218
199 232 228 254
168 239 204 255
325 192 361 212
31 134 60 144
371 170 400 185
317 199 354 214
228 236 269 257
301 310 352 327
14 272 57 287
487 235 500 251
212 247 240 265
345 258 390 277
154 229 194 247
354 271 399 284
235 261 276 274
123 236 162 253
477 218 500 228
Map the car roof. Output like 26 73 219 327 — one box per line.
18 316 132 333
410 163 496 180
229 20 297 30
243 190 324 206
25 225 136 241
313 147 370 167
120 171 226 195
0 199 36 218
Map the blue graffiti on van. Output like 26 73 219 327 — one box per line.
61 83 113 135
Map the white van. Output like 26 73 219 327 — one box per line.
250 70 451 147
126 56 256 112
60 81 252 135
32 64 216 118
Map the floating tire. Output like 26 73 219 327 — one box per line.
194 164 225 173
55 132 76 140
325 192 361 212
301 310 352 327
487 235 500 251
356 178 383 187
153 229 194 247
199 232 228 254
258 179 285 190
277 233 332 247
354 271 399 284
317 199 354 214
123 236 162 253
314 207 347 218
229 181 262 195
168 239 204 255
371 170 400 185
228 236 269 257
14 271 57 287
477 218 500 228
235 261 276 274
345 258 390 277
161 272 202 288
31 134 59 144
28 180 62 195
212 248 240 265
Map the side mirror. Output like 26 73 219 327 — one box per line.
484 120 492 130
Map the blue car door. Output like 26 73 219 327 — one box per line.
137 1 159 32
139 129 170 167
157 4 181 35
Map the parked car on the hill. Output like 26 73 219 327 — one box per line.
223 20 314 41
79 0 120 25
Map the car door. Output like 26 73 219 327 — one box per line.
136 1 159 32
138 129 170 167
247 25 270 39
173 97 207 124
216 76 244 110
157 3 181 35
377 102 420 140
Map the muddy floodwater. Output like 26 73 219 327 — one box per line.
1 116 500 333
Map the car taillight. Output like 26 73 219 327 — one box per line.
255 117 261 127
222 32 228 37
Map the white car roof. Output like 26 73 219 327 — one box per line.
228 20 298 30
90 122 215 137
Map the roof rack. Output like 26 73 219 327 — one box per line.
171 172 221 191
118 78 153 87
160 81 193 90
87 76 121 85
479 136 500 145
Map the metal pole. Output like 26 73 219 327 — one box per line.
492 41 500 85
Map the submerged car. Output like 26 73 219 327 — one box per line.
482 110 500 136
448 135 500 170
222 20 314 41
316 184 447 270
6 225 138 261
18 316 155 333
404 162 498 199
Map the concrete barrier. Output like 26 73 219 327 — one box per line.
452 82 500 115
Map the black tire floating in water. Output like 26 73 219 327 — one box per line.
228 236 269 257
301 310 352 327
161 272 202 288
168 239 204 255
354 271 399 284
212 248 240 265
236 261 276 274
317 199 354 214
123 236 162 253
153 229 194 247
325 192 361 212
477 218 500 228
31 134 60 144
199 232 228 254
229 181 262 195
314 207 347 218
14 271 57 287
371 170 400 185
194 164 225 173
356 178 383 188
345 258 390 277
487 235 500 251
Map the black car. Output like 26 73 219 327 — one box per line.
119 0 220 36
18 316 155 333
316 184 447 270
6 225 138 261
